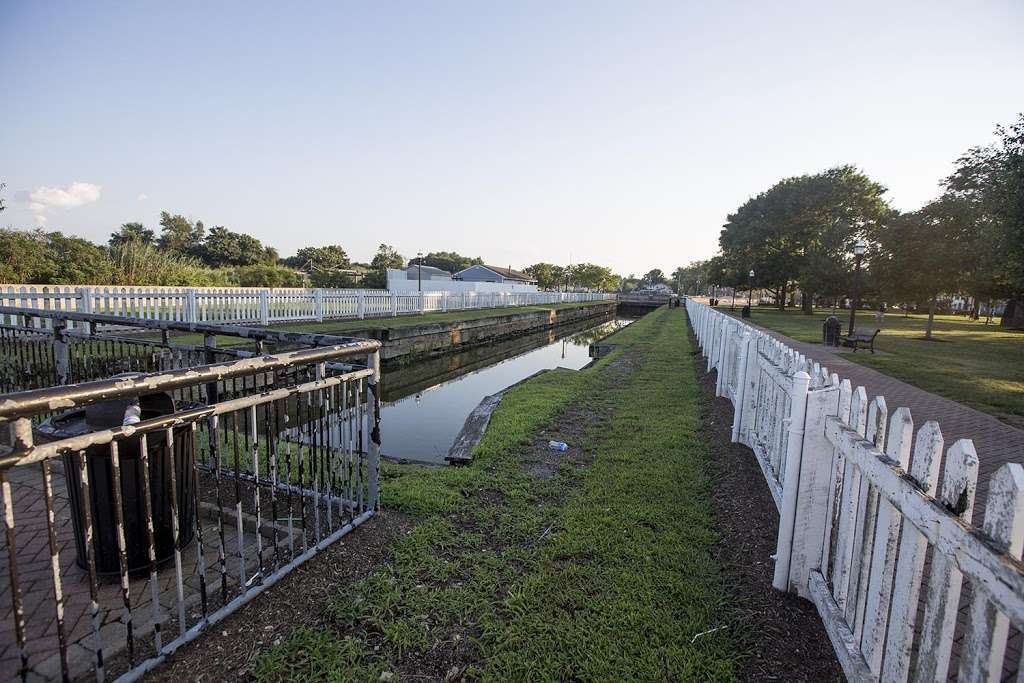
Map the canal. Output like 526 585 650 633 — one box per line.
377 315 633 464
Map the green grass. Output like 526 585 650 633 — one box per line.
164 301 612 348
276 300 610 335
252 307 739 681
723 306 1024 427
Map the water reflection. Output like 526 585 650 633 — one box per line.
378 317 633 464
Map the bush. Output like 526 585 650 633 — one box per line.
233 265 303 288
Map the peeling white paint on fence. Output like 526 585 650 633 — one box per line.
0 285 614 327
686 298 1024 682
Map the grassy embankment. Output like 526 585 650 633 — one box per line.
169 300 612 348
722 306 1024 427
253 306 740 681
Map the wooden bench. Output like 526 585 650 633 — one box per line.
840 329 880 353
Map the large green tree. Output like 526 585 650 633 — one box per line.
874 199 970 338
157 212 205 254
362 244 406 289
201 225 271 267
109 222 156 247
524 263 562 290
942 113 1024 327
719 165 893 312
294 245 351 271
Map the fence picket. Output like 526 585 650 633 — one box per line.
911 439 979 682
860 406 913 674
958 463 1024 682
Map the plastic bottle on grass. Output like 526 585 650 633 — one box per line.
548 440 568 452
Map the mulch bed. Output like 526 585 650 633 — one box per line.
144 510 413 682
694 348 846 682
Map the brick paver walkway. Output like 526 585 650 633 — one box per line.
738 316 1024 515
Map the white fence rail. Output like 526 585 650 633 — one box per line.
686 297 1024 682
0 285 614 328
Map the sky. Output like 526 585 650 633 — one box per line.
2 1 1022 276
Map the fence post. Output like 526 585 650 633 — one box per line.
442 291 448 313
715 320 732 397
418 291 424 315
391 292 398 317
358 290 365 319
259 290 270 325
314 289 324 322
186 289 198 324
730 329 752 442
76 287 93 333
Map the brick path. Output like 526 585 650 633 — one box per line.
0 461 334 681
739 317 1024 515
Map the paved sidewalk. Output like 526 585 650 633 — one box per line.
740 315 1024 516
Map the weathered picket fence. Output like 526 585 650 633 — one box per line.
686 298 1024 682
0 285 614 328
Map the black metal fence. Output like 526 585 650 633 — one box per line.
0 307 382 681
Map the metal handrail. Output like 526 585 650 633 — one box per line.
0 339 380 423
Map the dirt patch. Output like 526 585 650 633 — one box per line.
694 347 845 681
144 510 413 682
521 402 604 481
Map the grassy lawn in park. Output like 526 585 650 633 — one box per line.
252 306 741 681
722 305 1024 428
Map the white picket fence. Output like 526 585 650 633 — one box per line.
686 298 1024 682
0 285 614 328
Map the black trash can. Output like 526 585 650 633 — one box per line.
823 316 842 347
35 392 196 576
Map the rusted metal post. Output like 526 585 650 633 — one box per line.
365 349 381 510
204 334 219 405
53 319 70 385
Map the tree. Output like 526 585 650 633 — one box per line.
874 200 968 338
572 263 618 291
719 166 892 312
109 222 156 248
409 251 482 275
0 228 111 284
525 263 563 290
157 212 205 254
642 269 666 286
200 225 270 267
943 113 1024 327
363 244 406 289
370 244 405 270
671 261 709 294
294 245 351 271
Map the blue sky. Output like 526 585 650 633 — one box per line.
2 1 1022 275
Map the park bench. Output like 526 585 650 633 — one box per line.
840 328 880 353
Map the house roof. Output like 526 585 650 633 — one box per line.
456 264 536 282
404 264 452 277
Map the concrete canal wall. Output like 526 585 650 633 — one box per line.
348 301 618 363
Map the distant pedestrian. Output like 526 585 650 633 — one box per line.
875 303 885 326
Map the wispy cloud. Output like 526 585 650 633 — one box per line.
137 193 148 201
28 181 102 226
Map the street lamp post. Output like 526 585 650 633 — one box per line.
848 239 867 334
417 251 423 292
747 269 755 309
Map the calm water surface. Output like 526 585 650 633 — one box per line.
378 317 632 464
